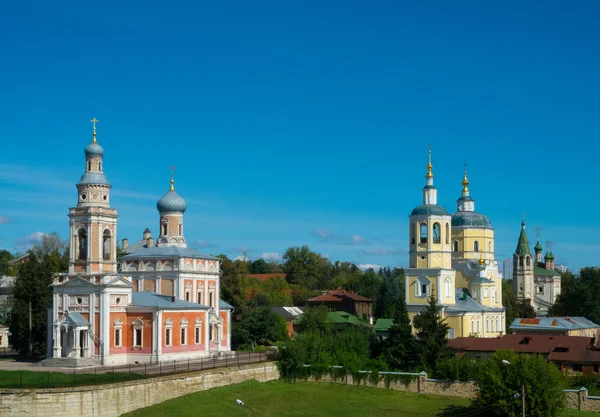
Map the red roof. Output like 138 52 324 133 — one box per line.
449 334 600 363
245 274 286 282
307 288 374 303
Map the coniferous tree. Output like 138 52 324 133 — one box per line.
375 267 400 318
9 252 54 356
412 296 451 373
381 293 419 371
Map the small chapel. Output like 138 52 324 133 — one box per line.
405 149 505 338
44 121 232 366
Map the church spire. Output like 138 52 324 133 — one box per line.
456 164 475 212
515 220 531 256
422 145 438 205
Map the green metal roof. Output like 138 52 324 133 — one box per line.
411 204 449 216
470 277 494 285
534 263 560 276
515 221 531 256
373 318 395 331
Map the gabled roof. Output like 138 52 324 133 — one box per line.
121 246 219 261
271 306 304 320
8 253 30 265
510 317 600 332
374 318 395 331
307 288 374 303
130 292 210 310
219 299 234 310
56 276 98 287
58 312 90 327
445 288 504 313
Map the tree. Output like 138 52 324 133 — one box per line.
375 267 401 319
503 279 535 333
550 268 600 323
216 254 248 311
381 292 419 371
231 308 288 350
473 350 565 417
294 306 332 335
0 249 14 276
412 296 451 373
9 252 54 355
282 246 331 290
250 258 269 274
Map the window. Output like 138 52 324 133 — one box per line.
77 229 87 260
197 290 203 304
209 292 214 307
445 278 451 298
181 328 187 345
165 328 171 346
488 242 492 252
471 320 475 333
445 223 449 244
496 318 499 332
103 229 111 261
195 318 202 344
594 364 599 373
433 223 441 243
486 319 489 332
537 285 544 294
422 284 428 295
133 318 143 347
448 328 455 340
114 319 122 348
484 288 489 298
179 224 183 235
526 256 531 267
519 256 524 267
420 223 428 243
195 327 200 344
476 320 480 333
185 291 190 302
410 223 415 244
162 223 167 235
87 161 91 171
99 162 102 171
473 289 478 298
474 241 479 252
453 241 459 252
573 364 583 372
209 325 213 341
491 319 495 332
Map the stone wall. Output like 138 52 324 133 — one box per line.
0 362 280 417
564 388 600 412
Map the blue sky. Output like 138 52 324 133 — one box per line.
1 1 599 272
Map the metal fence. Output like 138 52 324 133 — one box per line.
1 351 271 389
0 347 17 356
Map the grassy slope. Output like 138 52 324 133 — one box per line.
0 369 144 388
122 380 600 417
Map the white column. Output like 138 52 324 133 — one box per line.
227 310 231 351
46 308 52 358
73 328 81 358
155 310 162 363
53 325 61 358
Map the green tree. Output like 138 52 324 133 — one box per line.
216 254 248 311
294 306 332 335
550 268 600 323
502 279 535 332
473 350 565 417
9 252 54 355
0 249 14 276
283 246 331 290
355 268 383 301
412 296 451 373
375 267 401 319
232 308 288 350
250 258 269 274
381 292 419 371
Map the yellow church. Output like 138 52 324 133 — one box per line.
405 150 505 339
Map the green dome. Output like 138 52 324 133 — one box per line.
534 240 543 252
410 204 449 216
545 251 555 261
451 211 492 228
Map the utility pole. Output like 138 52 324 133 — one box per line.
522 383 525 417
28 301 32 357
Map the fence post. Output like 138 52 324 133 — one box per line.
94 367 97 384
225 354 227 367
188 358 190 373
173 360 176 373
145 363 147 377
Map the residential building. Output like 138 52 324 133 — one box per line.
306 288 374 322
405 150 505 339
45 122 232 367
270 306 304 337
0 325 9 348
512 224 561 316
373 318 394 339
509 317 600 337
449 333 600 376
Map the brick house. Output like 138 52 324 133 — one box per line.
306 288 374 323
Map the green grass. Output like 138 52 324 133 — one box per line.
122 380 600 417
0 369 145 388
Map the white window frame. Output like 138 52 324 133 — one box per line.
448 328 455 340
133 317 143 347
445 277 451 298
209 291 214 307
180 318 188 346
484 287 489 298
165 318 173 347
114 319 123 348
471 319 475 334
195 318 202 345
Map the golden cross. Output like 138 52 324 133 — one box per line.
463 163 467 172
90 118 99 135
170 165 175 181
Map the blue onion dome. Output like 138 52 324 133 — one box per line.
451 211 492 228
157 180 187 214
84 140 104 158
411 204 448 216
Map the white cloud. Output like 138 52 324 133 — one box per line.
0 216 10 224
360 248 406 256
194 240 217 249
261 252 282 262
15 232 47 252
358 264 382 271
234 255 249 261
312 228 368 245
314 228 333 238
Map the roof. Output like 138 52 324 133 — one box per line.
77 171 110 185
373 318 395 331
131 292 210 310
470 277 494 285
449 334 600 364
84 140 104 157
157 188 187 214
510 317 600 332
8 253 30 265
271 306 304 320
515 221 531 256
445 288 504 313
61 312 90 327
121 245 219 261
327 311 371 326
410 204 449 216
246 274 286 282
307 288 374 304
121 239 150 255
534 263 561 277
451 211 492 228
219 299 234 310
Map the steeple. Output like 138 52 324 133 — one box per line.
456 164 475 212
423 145 438 205
77 118 111 208
515 220 531 256
156 167 187 248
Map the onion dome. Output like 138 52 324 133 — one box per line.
545 251 555 261
411 204 448 216
451 211 491 228
157 180 187 214
84 140 104 158
534 240 543 253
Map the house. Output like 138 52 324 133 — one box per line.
7 254 30 266
509 317 600 337
0 325 9 348
449 333 600 375
306 288 374 323
373 318 395 339
270 306 304 337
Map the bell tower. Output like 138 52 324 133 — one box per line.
68 119 118 275
513 220 534 303
156 166 187 248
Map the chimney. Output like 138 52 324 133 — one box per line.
143 228 152 240
147 237 155 248
122 238 128 249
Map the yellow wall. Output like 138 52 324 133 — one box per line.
452 228 495 262
409 217 452 269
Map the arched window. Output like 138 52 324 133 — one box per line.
410 223 415 244
519 256 524 267
488 242 492 252
526 256 531 267
471 319 475 334
178 224 183 235
99 162 102 171
162 220 168 235
453 241 459 252
420 223 428 243
474 241 479 252
103 229 111 261
77 229 87 260
87 162 91 171
445 223 449 244
433 223 441 243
